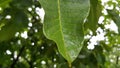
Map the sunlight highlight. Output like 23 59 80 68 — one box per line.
35 7 45 23
21 31 28 39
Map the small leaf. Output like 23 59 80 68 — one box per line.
107 9 120 33
85 0 102 33
39 0 90 63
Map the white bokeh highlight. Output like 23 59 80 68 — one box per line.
35 7 45 23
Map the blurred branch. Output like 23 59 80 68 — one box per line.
116 56 119 65
24 57 33 68
10 45 25 68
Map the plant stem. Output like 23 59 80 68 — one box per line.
116 56 119 65
68 62 72 68
10 45 25 68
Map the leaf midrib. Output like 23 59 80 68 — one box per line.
57 0 71 62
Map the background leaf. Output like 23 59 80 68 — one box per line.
0 0 11 9
0 6 28 42
107 9 120 33
85 0 102 34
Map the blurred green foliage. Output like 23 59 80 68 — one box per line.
0 0 120 68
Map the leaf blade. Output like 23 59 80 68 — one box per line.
39 0 90 63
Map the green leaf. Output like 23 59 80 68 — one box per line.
0 0 11 8
0 24 18 42
39 0 90 63
10 0 33 10
107 9 120 33
85 0 102 33
0 8 28 42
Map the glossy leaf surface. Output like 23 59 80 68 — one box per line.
39 0 90 63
